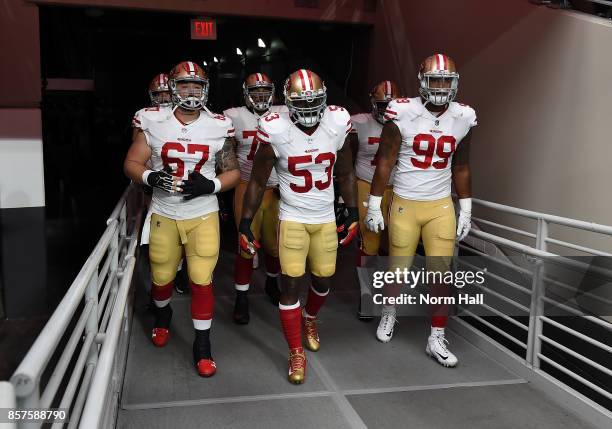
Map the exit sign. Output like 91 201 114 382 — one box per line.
191 18 217 40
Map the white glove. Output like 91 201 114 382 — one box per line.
456 198 472 241
364 195 384 233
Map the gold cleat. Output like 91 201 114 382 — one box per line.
288 348 306 384
303 317 320 352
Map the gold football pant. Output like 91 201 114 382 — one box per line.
278 220 338 278
388 195 456 272
149 212 220 286
357 179 393 256
234 180 280 259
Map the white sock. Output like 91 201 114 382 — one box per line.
431 327 445 336
235 283 249 292
193 319 212 330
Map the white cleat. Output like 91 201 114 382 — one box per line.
376 307 397 343
426 332 458 367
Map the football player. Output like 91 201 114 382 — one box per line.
349 80 401 320
132 73 172 141
124 61 240 377
132 73 190 295
365 54 475 367
223 73 286 324
240 69 358 384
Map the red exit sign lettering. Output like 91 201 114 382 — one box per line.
191 18 217 40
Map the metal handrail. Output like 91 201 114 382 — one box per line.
10 224 117 400
471 197 612 236
5 184 142 429
456 195 612 418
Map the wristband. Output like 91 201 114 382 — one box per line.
212 177 222 194
142 169 154 185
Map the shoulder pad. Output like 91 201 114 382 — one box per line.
451 102 478 127
384 97 420 122
257 111 291 144
207 111 235 138
222 107 242 120
132 106 171 129
350 113 371 126
321 105 351 137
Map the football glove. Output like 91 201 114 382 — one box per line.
238 217 261 256
337 206 359 246
143 166 175 193
456 198 472 241
364 195 384 233
180 171 221 200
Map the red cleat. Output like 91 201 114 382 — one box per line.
151 328 170 347
196 358 217 377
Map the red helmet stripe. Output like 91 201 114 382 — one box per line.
187 61 195 75
384 80 391 96
256 73 263 82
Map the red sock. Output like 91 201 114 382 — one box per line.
279 303 302 349
190 282 214 329
304 286 328 318
152 282 173 306
356 248 370 267
265 255 281 275
429 283 450 328
431 316 448 328
234 254 254 287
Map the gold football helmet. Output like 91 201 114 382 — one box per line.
418 53 459 106
370 80 401 123
284 69 326 127
243 72 274 113
168 61 209 110
148 73 171 107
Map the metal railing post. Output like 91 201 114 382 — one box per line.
85 269 99 370
526 218 548 367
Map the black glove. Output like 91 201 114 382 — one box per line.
181 171 217 200
336 206 359 246
146 166 174 193
238 217 260 255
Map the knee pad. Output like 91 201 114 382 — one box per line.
311 263 336 278
282 262 306 278
151 266 176 286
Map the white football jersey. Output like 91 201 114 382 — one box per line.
136 109 235 220
350 113 394 184
384 97 477 201
257 105 352 224
223 105 288 186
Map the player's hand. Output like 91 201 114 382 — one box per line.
364 195 384 233
179 171 220 200
456 198 472 241
238 218 260 255
337 206 359 246
144 166 176 193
